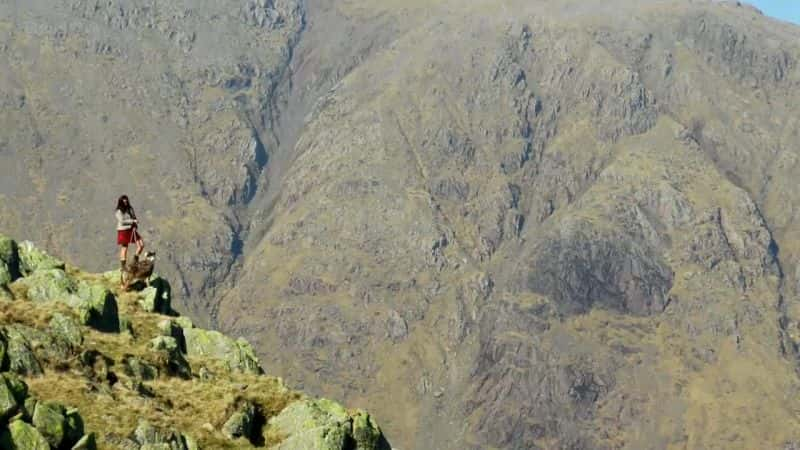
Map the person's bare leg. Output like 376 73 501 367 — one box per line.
119 245 128 286
133 238 144 265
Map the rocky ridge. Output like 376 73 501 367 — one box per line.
0 233 390 450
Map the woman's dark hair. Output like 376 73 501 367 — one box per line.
116 195 136 218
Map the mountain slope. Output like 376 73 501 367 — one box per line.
3 1 800 449
218 1 800 448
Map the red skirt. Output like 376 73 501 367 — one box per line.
117 228 140 246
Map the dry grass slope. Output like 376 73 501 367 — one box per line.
0 247 387 450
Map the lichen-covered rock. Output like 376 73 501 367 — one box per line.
22 396 37 421
134 419 160 445
267 399 388 450
0 234 21 279
0 419 51 450
75 282 119 332
4 327 43 375
268 399 354 450
103 433 140 449
156 319 179 338
149 336 191 378
0 376 19 420
0 234 16 260
174 317 194 329
184 434 199 450
139 287 161 312
77 350 114 385
352 411 384 450
230 337 262 374
1 373 29 404
6 324 72 366
183 328 263 374
157 319 186 353
16 269 78 303
124 378 155 398
17 241 65 275
122 356 159 381
140 444 171 450
0 266 10 288
156 319 174 336
133 420 193 450
222 400 256 441
118 315 134 335
65 407 85 446
138 277 172 314
149 336 178 353
49 313 84 348
0 234 20 285
11 273 119 332
32 401 67 448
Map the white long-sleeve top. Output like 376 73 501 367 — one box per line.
115 209 137 231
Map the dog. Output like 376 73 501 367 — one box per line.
122 251 156 291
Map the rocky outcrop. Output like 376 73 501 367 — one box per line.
17 242 65 276
138 278 172 315
0 373 26 420
122 356 159 382
131 420 196 450
4 327 44 376
0 235 21 286
16 269 77 304
677 10 796 87
74 283 120 332
268 399 389 450
32 402 69 448
0 374 93 450
12 267 119 333
182 327 263 374
0 235 391 449
222 400 257 441
0 421 51 450
148 336 191 379
527 222 674 316
49 314 83 349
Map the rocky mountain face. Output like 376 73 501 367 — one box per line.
3 0 800 449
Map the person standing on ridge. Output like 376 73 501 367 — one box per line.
115 195 145 285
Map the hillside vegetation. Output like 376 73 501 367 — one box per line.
0 233 390 450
